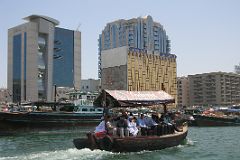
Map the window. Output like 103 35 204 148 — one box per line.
97 108 103 112
82 108 88 112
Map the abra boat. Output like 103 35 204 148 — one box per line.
0 101 104 133
73 90 188 152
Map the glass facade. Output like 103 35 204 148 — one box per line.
38 34 47 100
53 27 74 87
98 16 171 78
13 34 22 102
99 16 170 53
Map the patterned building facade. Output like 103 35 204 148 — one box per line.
101 47 177 103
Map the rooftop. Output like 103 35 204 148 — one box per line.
23 14 59 25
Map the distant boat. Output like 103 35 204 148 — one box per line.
0 101 104 134
193 114 240 126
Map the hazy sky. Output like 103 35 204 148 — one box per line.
1 0 240 88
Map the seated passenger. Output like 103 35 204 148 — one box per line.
94 115 113 137
145 115 158 128
116 114 128 128
163 113 173 125
163 113 183 132
128 116 138 136
145 115 158 135
137 114 147 135
115 113 128 137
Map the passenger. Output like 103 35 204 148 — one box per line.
145 115 158 128
163 113 183 132
115 112 128 137
137 114 147 136
163 113 173 125
116 114 128 128
152 113 161 124
94 115 114 137
127 116 138 136
145 115 158 135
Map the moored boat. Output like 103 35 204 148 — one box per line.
193 114 240 126
0 101 104 133
73 90 188 152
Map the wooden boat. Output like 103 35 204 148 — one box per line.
73 124 187 152
193 114 240 126
73 90 188 152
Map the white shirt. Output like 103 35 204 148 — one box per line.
94 121 105 133
128 121 139 136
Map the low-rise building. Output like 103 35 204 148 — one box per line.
0 88 11 103
189 72 240 107
177 77 189 108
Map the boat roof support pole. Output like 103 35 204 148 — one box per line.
163 104 167 114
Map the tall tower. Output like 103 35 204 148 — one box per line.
98 15 171 78
8 15 81 103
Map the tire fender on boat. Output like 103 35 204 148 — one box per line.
101 135 113 151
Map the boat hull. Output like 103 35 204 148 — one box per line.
0 111 102 134
193 115 240 126
73 125 188 152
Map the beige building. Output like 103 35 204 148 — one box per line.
81 79 100 92
8 15 81 103
189 72 240 107
101 46 177 104
177 77 189 108
0 88 11 103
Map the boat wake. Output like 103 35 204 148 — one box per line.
185 138 197 146
0 138 196 160
0 148 114 160
176 138 196 149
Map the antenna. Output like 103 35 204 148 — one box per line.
76 22 81 31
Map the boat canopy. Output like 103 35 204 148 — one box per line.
94 90 175 108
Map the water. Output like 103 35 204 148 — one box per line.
0 127 240 160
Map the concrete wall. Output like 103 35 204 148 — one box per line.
74 31 81 90
101 46 128 90
101 65 128 90
101 46 128 68
81 79 100 92
26 22 38 102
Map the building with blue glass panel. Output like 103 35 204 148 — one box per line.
98 15 171 78
8 15 81 102
54 27 76 88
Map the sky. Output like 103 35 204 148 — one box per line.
0 0 240 88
